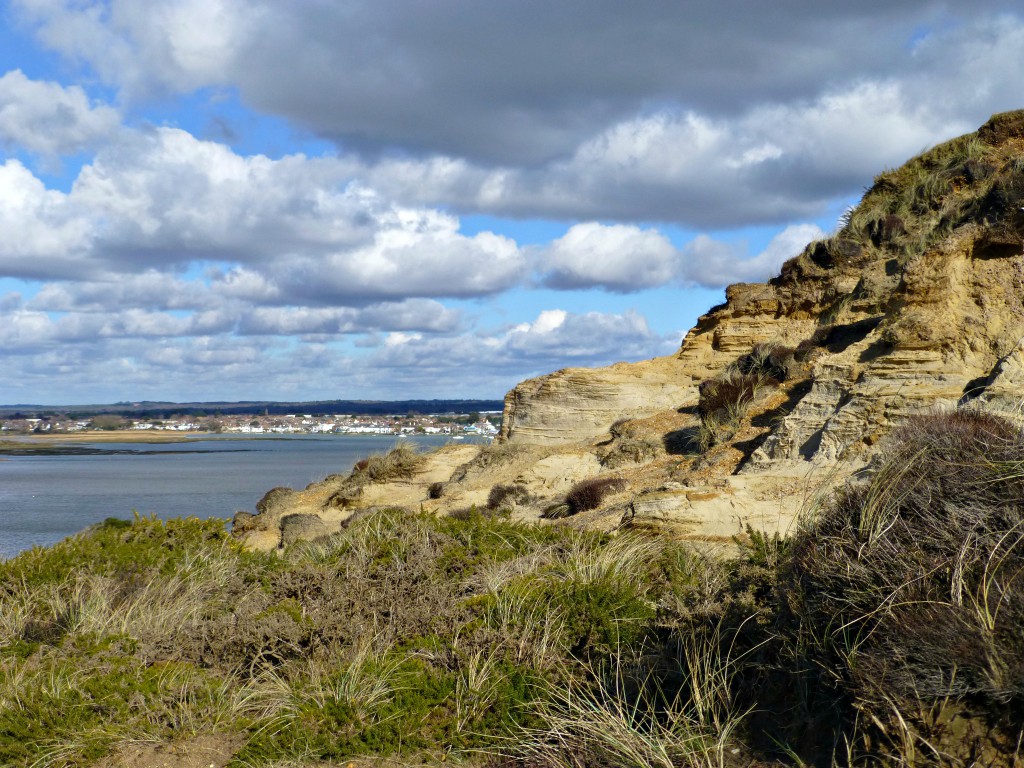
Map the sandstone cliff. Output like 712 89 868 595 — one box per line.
235 110 1024 552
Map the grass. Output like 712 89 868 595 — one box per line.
324 442 425 509
5 408 1024 766
0 511 726 766
783 408 1024 764
692 349 791 453
775 111 1024 303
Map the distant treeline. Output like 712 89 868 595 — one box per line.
0 399 505 420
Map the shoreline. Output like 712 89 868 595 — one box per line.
4 430 209 444
0 431 475 457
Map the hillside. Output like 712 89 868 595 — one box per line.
236 109 1024 552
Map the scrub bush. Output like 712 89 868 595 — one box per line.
564 477 626 515
786 408 1024 760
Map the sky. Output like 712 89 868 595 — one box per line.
1 1 1023 405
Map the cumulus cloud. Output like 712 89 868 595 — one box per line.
2 294 463 349
3 2 1024 402
9 5 1024 228
532 221 822 292
0 159 95 277
235 300 461 336
0 303 676 402
537 223 680 292
0 69 121 157
353 81 969 226
368 307 676 377
0 125 527 297
683 224 826 288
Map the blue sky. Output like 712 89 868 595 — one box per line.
1 1 1023 404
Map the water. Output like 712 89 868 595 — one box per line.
0 434 470 560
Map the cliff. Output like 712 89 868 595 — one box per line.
235 110 1024 551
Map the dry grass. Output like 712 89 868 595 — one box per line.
507 620 750 768
736 343 796 382
354 442 423 483
697 369 763 420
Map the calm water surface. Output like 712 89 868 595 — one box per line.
0 434 469 559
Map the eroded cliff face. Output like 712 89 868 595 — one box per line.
236 110 1024 552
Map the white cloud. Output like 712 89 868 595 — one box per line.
354 83 967 226
11 1 1014 161
11 0 249 98
13 285 464 344
533 221 823 292
538 223 680 292
372 307 674 373
13 2 1023 227
29 271 215 311
0 69 121 157
0 159 95 277
683 224 825 288
0 127 528 298
4 2 1024 403
236 300 461 336
9 5 1024 229
0 304 677 403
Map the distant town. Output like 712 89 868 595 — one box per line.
1 411 502 439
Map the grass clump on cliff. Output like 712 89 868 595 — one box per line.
351 441 422 482
325 442 425 509
694 344 797 453
780 111 1024 288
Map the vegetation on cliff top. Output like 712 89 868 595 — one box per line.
778 109 1024 295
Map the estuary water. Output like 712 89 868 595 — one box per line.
0 434 468 560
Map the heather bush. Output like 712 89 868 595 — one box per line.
486 482 532 511
564 476 626 515
785 408 1024 761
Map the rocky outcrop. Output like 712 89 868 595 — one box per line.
236 110 1024 552
499 359 695 445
